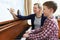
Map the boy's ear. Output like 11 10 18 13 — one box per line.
50 8 54 13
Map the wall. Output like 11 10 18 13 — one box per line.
0 0 24 22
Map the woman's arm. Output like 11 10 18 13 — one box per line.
9 8 34 20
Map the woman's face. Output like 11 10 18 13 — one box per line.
33 5 41 14
43 5 52 17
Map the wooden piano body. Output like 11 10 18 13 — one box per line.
58 19 60 38
0 19 60 40
0 19 29 40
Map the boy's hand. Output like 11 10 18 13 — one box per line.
23 33 29 38
26 31 31 34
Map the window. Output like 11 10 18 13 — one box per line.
0 0 24 22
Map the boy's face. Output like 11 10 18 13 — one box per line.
43 5 53 17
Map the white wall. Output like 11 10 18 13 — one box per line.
0 0 24 22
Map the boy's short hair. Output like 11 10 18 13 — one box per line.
34 3 41 9
43 1 57 13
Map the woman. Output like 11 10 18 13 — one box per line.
9 3 46 39
23 1 59 40
9 3 46 29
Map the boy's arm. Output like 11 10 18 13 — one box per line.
28 20 57 40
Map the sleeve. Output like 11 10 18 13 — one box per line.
16 10 34 20
17 14 33 20
30 28 43 34
28 20 55 40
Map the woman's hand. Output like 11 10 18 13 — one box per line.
9 8 18 19
9 8 17 15
9 8 16 14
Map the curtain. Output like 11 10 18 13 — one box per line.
24 0 32 16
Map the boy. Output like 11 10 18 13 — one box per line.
23 1 59 40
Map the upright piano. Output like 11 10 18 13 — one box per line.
58 19 60 38
0 19 60 40
0 19 30 40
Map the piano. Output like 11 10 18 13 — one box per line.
0 19 30 40
58 19 60 38
0 19 60 40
